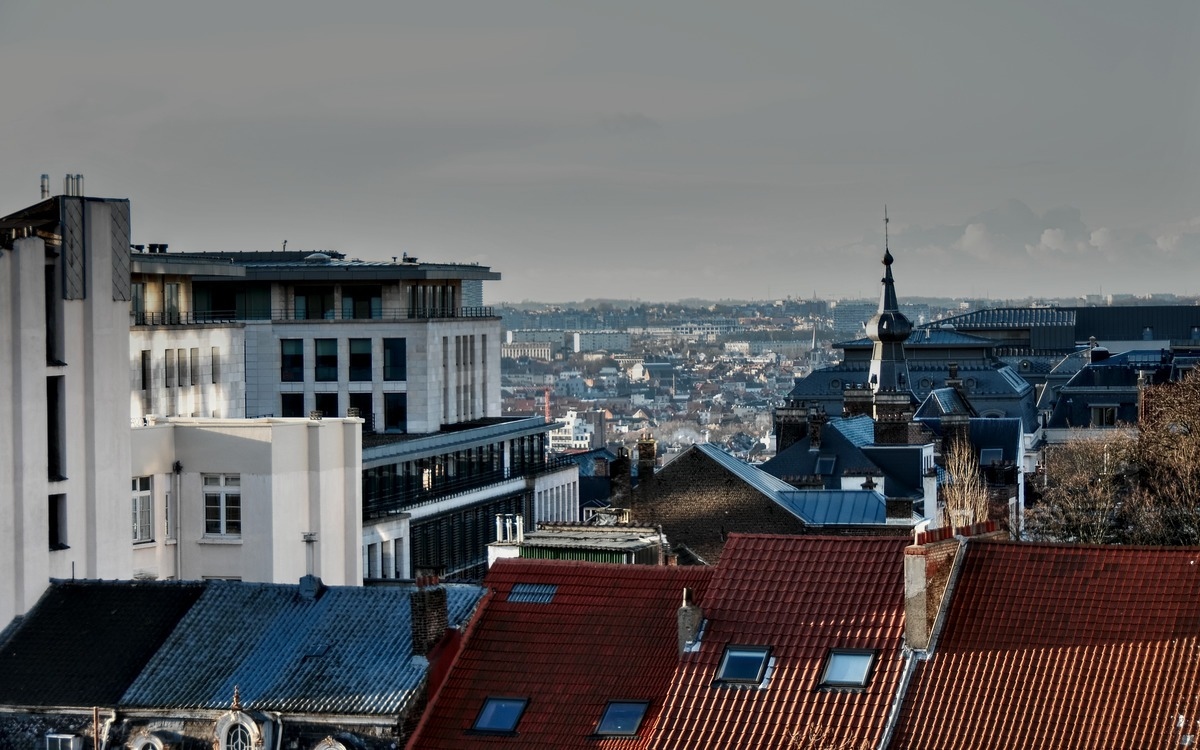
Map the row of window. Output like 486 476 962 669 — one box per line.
280 392 407 432
281 338 406 383
139 347 221 390
470 647 877 737
130 474 240 544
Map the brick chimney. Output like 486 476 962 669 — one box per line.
904 521 1004 650
677 587 703 656
637 436 658 481
410 576 449 657
809 405 828 450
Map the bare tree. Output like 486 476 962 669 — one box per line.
1126 369 1200 545
788 725 872 750
1024 431 1136 544
940 434 989 528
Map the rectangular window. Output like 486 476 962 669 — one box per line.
165 491 173 539
211 346 220 383
384 392 407 433
141 350 151 391
595 701 649 737
1091 405 1118 428
342 285 383 319
165 282 181 324
819 650 876 688
473 697 527 734
48 494 67 550
383 338 406 381
177 348 187 388
314 392 339 418
46 735 82 750
190 348 200 385
131 282 146 325
715 645 771 685
281 339 304 382
203 474 241 537
315 338 338 381
281 393 304 418
132 476 153 543
47 376 66 481
349 392 373 431
349 338 372 381
165 350 176 387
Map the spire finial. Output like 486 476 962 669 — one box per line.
883 205 893 266
231 685 242 711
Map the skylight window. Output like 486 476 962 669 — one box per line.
815 456 836 475
507 582 557 603
979 448 1004 466
595 701 649 736
715 645 771 684
820 650 876 688
472 697 528 734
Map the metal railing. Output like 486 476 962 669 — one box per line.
131 307 496 326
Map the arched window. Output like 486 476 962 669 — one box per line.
227 724 252 750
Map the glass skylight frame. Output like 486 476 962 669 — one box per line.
471 697 528 734
594 700 650 737
715 644 772 685
818 649 877 688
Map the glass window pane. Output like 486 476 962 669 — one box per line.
597 701 648 736
822 651 874 686
473 698 527 733
717 646 769 682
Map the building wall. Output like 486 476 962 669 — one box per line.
532 468 580 523
130 418 362 585
0 200 132 625
129 325 246 421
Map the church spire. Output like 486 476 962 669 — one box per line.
865 208 913 393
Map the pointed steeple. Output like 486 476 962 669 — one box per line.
865 208 913 395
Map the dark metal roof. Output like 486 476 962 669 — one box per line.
120 580 483 715
0 580 205 708
934 308 1077 328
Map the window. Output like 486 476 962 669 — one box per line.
46 735 81 750
315 338 338 381
383 338 406 381
165 349 176 387
1091 405 1118 428
212 346 220 383
226 724 252 750
48 494 67 550
281 393 304 418
132 476 153 543
595 701 649 736
203 474 241 537
472 697 527 733
384 392 407 433
141 350 151 391
281 339 304 382
177 348 187 388
819 650 876 688
47 376 66 480
165 282 180 324
349 393 373 431
508 582 557 603
314 392 339 418
190 348 200 385
715 645 771 684
342 285 382 319
349 338 372 381
131 282 146 324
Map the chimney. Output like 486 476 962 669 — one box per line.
809 405 827 450
636 436 657 481
40 174 49 199
677 587 703 656
904 521 1003 650
410 576 449 657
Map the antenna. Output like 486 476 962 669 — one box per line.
884 205 889 253
282 239 287 252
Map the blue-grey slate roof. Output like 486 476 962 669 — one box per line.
934 308 1077 328
120 581 483 716
776 490 888 525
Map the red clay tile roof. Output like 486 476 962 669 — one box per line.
650 534 911 750
408 559 713 749
890 540 1200 749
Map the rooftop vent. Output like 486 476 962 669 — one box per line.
304 252 332 264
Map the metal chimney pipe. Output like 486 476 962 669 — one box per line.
40 174 49 199
63 175 72 196
75 174 84 196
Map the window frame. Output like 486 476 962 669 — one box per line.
594 700 649 737
280 339 304 383
471 696 528 735
203 474 242 538
383 338 407 381
714 644 772 685
818 649 877 689
314 338 338 382
348 338 372 381
132 476 153 544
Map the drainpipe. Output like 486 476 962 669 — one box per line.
268 712 284 750
97 709 117 750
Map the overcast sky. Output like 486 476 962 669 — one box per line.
3 0 1200 303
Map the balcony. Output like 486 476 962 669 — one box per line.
132 307 496 327
363 455 576 520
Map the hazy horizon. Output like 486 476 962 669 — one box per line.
4 1 1199 303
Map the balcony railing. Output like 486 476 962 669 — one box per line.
131 306 496 326
363 455 576 520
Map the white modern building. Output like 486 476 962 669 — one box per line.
0 190 134 625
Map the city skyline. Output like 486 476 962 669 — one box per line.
3 0 1199 302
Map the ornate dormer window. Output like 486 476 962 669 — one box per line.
213 687 264 750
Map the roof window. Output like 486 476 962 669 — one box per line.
472 697 528 734
715 645 772 685
508 583 557 604
815 456 835 475
819 650 876 688
595 701 649 737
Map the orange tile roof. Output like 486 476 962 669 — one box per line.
408 559 713 749
649 534 911 750
890 540 1200 749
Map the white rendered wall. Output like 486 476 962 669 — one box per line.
129 325 245 421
